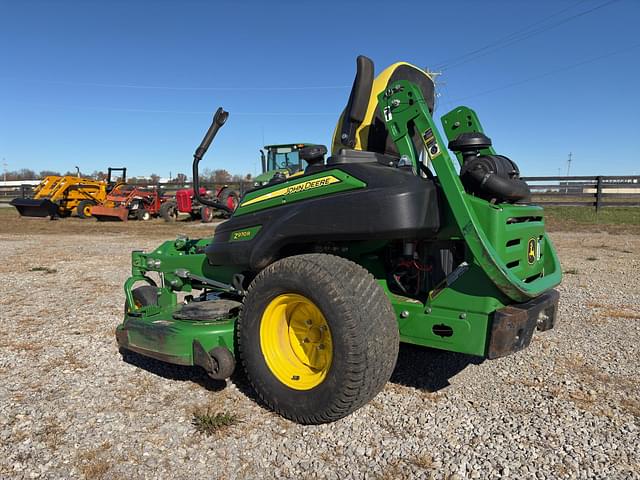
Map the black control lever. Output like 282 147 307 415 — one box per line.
192 108 234 213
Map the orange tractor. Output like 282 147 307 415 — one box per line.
91 184 166 221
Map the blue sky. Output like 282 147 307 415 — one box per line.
1 0 639 178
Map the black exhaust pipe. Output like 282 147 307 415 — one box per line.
192 108 233 214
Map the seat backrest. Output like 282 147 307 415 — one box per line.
332 58 436 158
338 56 374 149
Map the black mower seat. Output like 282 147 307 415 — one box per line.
332 56 435 159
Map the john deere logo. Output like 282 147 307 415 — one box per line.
527 238 537 265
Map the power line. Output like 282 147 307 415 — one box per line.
7 36 637 117
440 41 640 107
0 101 338 116
0 77 351 91
432 0 621 71
431 0 587 70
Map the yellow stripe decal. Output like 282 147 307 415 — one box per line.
240 175 341 207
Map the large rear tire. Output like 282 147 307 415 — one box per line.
200 205 214 223
237 253 399 424
219 188 240 214
160 201 177 222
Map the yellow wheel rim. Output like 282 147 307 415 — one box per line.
260 294 333 390
83 205 92 217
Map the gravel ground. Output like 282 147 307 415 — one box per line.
0 214 638 479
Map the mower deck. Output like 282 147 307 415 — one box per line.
116 297 237 368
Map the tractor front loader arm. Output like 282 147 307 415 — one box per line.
377 81 561 303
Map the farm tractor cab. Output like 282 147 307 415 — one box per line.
116 56 561 424
254 143 327 186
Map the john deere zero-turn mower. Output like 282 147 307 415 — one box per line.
117 56 561 424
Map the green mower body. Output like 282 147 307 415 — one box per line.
116 57 561 423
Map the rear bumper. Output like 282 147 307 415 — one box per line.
487 289 559 359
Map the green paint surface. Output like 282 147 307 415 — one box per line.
234 169 366 216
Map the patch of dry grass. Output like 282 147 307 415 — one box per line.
378 459 413 480
3 340 44 352
38 418 69 450
62 350 88 369
550 354 639 418
29 266 57 274
605 309 640 320
409 453 434 470
77 442 112 479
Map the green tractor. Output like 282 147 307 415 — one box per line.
253 143 325 186
117 56 561 424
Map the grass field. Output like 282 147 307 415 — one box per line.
2 204 639 235
543 206 640 234
1 202 639 479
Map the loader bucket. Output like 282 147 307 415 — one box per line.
10 198 59 218
91 205 129 221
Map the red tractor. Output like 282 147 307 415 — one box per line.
160 186 239 223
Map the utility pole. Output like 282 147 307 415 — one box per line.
2 158 7 182
425 68 444 109
566 152 572 177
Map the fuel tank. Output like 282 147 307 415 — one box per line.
206 157 440 271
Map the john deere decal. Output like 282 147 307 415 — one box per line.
241 175 341 207
527 238 537 265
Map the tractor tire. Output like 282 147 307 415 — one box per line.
125 285 158 313
237 253 399 424
160 201 178 222
136 209 151 221
219 188 240 213
200 205 214 223
76 200 95 219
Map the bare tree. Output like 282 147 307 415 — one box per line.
213 169 232 183
38 170 61 179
